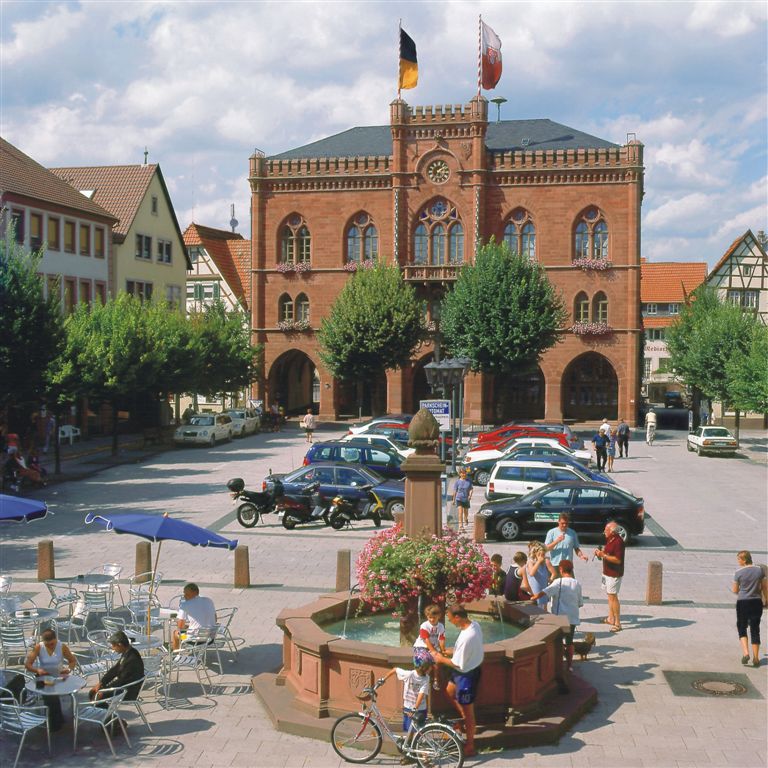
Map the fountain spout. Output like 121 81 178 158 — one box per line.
340 583 360 639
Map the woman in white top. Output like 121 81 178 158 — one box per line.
25 628 77 730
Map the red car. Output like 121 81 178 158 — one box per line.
475 426 569 449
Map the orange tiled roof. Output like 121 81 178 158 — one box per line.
49 164 155 239
640 261 708 303
184 223 250 307
641 316 675 328
0 138 116 223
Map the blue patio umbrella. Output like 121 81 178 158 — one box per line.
0 494 49 523
84 511 238 639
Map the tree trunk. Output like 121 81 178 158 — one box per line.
53 406 62 475
111 398 119 456
734 409 741 445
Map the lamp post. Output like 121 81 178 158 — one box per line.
424 357 471 475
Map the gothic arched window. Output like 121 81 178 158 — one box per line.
574 291 590 322
593 291 608 323
279 215 311 265
413 199 464 266
573 208 609 262
346 213 378 264
278 293 294 322
295 293 310 323
503 209 536 260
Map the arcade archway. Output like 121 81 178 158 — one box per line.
562 352 618 421
491 367 545 422
267 350 317 415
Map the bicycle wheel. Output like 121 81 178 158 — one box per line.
412 723 464 768
330 712 383 763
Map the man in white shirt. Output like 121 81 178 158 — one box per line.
432 604 484 757
598 418 612 435
173 583 217 649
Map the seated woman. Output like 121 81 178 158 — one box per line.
25 628 77 731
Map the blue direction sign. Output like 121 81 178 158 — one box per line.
419 399 451 432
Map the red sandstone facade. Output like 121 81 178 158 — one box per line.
248 97 644 424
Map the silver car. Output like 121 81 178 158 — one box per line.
174 414 233 446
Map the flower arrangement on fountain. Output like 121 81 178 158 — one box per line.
570 321 614 337
572 257 612 271
356 523 493 617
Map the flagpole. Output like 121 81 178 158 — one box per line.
398 20 402 99
477 15 482 97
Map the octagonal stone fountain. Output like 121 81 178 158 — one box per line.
252 410 596 750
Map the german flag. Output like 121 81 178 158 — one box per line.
399 28 418 90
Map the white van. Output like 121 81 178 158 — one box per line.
486 459 595 501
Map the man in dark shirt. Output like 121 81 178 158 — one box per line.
594 522 626 632
617 419 630 458
90 631 145 702
591 431 609 472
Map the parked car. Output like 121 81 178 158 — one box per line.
664 391 685 409
508 421 585 450
464 442 599 486
478 481 645 543
174 413 233 446
303 441 405 479
686 426 739 456
225 408 260 437
340 433 415 459
473 424 570 448
263 463 405 518
348 414 414 435
485 458 615 501
463 437 592 474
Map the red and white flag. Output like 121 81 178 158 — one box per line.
481 21 502 90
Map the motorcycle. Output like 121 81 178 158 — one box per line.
327 485 384 530
276 482 331 530
227 477 277 528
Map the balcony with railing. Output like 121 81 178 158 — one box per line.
402 263 461 282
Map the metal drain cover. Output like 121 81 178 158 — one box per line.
691 678 748 696
663 670 763 699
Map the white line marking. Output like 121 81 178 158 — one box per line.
736 509 757 522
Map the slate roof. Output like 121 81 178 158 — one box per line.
184 223 250 307
640 261 708 303
0 137 116 223
708 229 766 277
50 164 192 268
270 118 618 160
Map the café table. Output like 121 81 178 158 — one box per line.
12 607 58 623
25 673 87 740
48 574 113 589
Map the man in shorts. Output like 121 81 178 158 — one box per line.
431 604 483 757
595 521 626 632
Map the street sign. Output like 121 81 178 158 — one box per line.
420 399 451 432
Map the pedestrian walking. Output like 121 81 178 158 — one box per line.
528 559 583 671
592 429 609 471
617 418 630 458
452 469 473 531
732 550 768 667
545 513 588 576
645 409 657 445
301 409 317 443
595 521 625 632
598 418 612 436
606 428 618 473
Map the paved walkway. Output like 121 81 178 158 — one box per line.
0 424 766 767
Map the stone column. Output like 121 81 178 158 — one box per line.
401 408 443 538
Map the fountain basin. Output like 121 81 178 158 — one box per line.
272 591 570 724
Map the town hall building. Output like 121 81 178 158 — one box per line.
248 96 644 424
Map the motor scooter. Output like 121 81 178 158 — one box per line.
226 477 277 528
327 485 383 529
276 482 331 530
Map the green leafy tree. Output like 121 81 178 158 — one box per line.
0 235 64 414
188 301 261 402
440 241 567 374
318 263 424 412
725 323 768 414
51 293 162 454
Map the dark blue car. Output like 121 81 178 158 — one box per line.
265 463 405 519
303 441 405 479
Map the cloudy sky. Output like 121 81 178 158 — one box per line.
2 0 765 266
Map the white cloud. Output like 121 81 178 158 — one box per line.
686 0 765 37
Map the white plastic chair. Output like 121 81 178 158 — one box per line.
74 688 129 757
57 425 81 445
0 689 51 768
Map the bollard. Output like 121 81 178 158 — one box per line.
37 540 55 581
135 541 152 581
473 514 485 544
646 560 663 605
336 549 351 593
234 545 250 589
